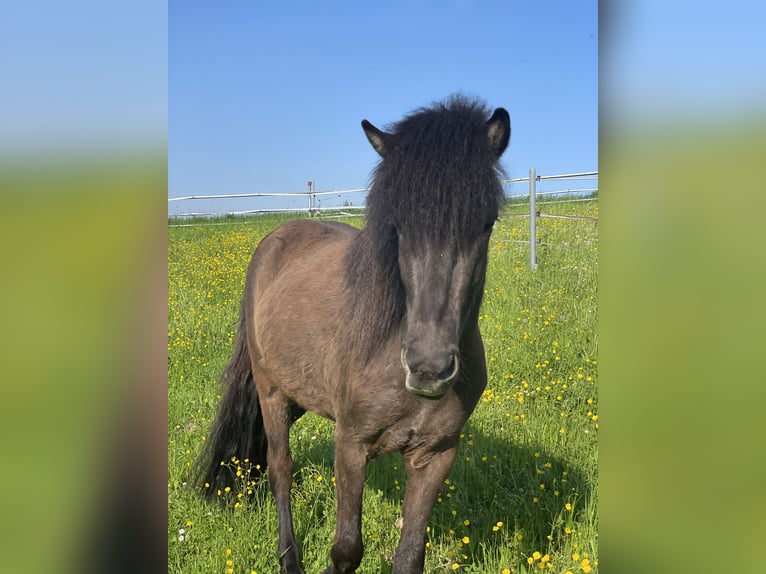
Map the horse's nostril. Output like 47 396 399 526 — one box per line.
437 353 458 382
402 344 459 383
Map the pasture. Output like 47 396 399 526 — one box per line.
168 198 598 573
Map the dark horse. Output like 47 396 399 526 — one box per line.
195 96 510 574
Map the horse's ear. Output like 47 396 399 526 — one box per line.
486 108 511 158
362 120 392 158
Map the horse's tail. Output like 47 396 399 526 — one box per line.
193 300 268 499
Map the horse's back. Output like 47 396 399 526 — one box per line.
253 218 356 267
247 219 357 295
244 218 358 418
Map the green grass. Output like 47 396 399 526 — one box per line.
168 198 598 574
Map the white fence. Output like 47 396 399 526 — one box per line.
168 171 597 218
167 182 369 219
168 170 598 270
501 170 598 269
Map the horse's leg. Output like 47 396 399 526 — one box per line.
259 391 304 574
392 444 459 574
322 433 367 574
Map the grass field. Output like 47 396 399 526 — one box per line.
168 197 598 574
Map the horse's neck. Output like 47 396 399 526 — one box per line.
343 226 405 363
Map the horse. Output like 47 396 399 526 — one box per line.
195 96 510 574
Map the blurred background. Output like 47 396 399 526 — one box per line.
1 1 764 572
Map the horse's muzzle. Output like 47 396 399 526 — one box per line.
401 346 460 398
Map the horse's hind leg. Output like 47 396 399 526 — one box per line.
258 386 305 574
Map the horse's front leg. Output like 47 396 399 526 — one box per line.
393 444 459 574
322 434 367 574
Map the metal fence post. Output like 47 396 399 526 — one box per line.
529 167 538 270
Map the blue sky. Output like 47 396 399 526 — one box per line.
169 1 598 216
0 1 166 154
604 1 766 123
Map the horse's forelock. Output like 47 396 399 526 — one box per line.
366 96 504 244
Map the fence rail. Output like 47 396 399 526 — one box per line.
168 169 598 269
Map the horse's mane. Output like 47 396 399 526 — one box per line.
343 96 506 364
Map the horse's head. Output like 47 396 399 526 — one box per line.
362 99 510 397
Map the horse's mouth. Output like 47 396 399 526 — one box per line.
403 364 459 399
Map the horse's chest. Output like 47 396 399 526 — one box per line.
361 400 464 461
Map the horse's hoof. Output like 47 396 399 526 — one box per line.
279 556 306 574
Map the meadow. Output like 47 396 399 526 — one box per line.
168 197 598 574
